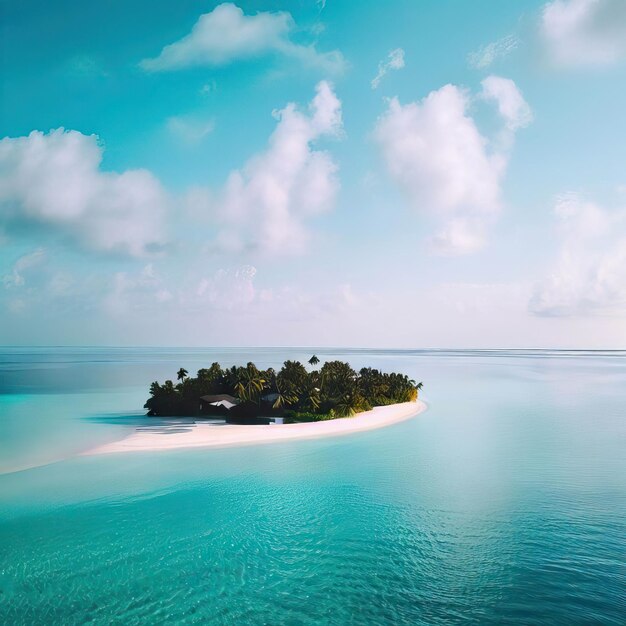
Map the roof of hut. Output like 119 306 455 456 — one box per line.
199 394 240 405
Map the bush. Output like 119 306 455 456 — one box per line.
283 410 334 423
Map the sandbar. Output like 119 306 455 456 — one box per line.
87 400 427 455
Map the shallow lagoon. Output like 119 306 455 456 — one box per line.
1 348 625 624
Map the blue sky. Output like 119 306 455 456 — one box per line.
2 0 626 347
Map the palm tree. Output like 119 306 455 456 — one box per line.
272 383 298 410
177 368 188 383
334 394 359 417
234 363 267 403
276 361 308 399
301 384 321 412
308 355 320 368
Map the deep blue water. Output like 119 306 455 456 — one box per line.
0 348 625 624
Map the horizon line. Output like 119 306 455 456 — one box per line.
1 345 625 352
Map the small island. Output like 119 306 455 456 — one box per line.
87 358 426 456
84 355 427 455
145 357 423 424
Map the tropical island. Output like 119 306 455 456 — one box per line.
145 357 423 424
86 358 426 456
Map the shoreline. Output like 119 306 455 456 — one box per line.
85 400 427 456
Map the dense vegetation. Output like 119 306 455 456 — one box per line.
145 357 423 421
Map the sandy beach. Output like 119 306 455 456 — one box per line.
87 400 427 455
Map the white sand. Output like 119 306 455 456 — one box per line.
86 400 427 456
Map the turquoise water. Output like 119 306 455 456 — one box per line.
0 348 625 624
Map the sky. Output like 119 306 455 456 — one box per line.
1 0 626 348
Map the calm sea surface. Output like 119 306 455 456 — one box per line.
0 348 624 625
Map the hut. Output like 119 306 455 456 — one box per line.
199 394 240 416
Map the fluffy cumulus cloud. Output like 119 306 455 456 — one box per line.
371 48 405 89
0 129 168 256
541 0 626 67
467 34 520 70
210 80 343 255
374 77 531 254
480 75 534 131
140 2 345 73
530 194 626 316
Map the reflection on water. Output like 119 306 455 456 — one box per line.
0 348 625 625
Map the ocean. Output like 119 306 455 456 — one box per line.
0 347 624 624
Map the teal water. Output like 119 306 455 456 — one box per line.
0 348 625 625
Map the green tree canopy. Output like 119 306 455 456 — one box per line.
145 360 421 419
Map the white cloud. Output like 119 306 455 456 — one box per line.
2 248 46 288
194 265 257 311
0 129 169 257
140 2 345 74
210 80 343 255
190 270 366 326
97 260 365 330
371 48 405 89
467 35 520 70
541 0 626 67
374 78 531 254
530 193 626 316
166 115 215 144
428 218 490 256
480 75 533 131
104 263 173 315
